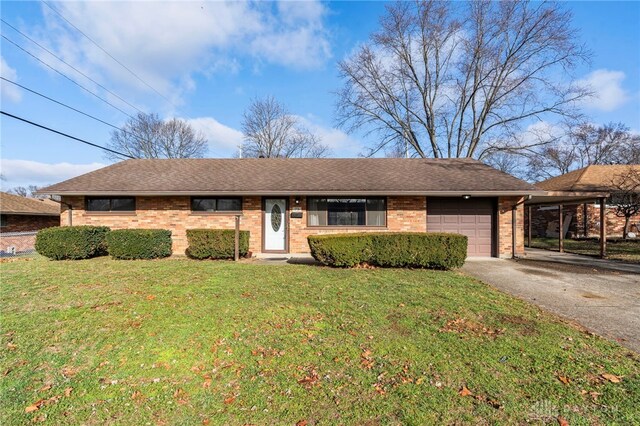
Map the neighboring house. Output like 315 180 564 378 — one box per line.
37 158 540 258
529 165 640 238
0 191 60 254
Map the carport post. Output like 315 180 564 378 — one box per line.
234 214 241 261
599 197 607 258
527 205 532 248
558 204 564 253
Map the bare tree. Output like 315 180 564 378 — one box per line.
241 97 329 158
107 113 208 160
336 1 590 159
571 122 640 166
610 168 640 239
524 122 640 181
8 185 45 199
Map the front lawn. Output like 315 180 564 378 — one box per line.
531 237 640 264
1 258 638 424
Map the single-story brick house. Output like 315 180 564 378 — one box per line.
527 165 640 238
38 158 542 258
0 191 60 254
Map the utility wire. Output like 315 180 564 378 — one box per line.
1 77 122 132
1 34 136 120
41 0 177 109
1 110 135 159
1 18 145 115
1 77 155 147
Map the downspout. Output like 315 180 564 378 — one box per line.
512 206 516 259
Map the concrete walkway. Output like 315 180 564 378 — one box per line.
524 247 640 274
462 253 640 353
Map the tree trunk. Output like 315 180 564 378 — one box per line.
623 216 630 240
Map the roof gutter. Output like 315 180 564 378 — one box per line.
37 190 546 197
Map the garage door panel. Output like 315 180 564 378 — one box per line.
460 216 478 223
427 197 494 257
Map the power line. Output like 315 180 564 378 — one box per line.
1 34 135 120
1 77 154 147
1 77 121 132
1 18 145 115
41 0 177 109
1 110 134 159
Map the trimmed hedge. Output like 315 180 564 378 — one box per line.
307 232 467 269
186 229 250 259
106 229 172 260
35 226 110 260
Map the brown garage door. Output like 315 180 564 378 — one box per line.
427 197 495 257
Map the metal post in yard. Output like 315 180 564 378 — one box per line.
600 197 607 258
558 204 564 253
234 215 240 261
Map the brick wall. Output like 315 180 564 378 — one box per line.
0 232 37 253
497 197 525 257
61 196 262 255
61 195 521 257
0 214 59 233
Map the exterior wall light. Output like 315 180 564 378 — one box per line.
294 196 301 205
462 195 471 200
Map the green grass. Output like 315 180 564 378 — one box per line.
1 257 639 425
531 237 640 264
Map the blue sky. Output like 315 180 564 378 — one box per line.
1 1 639 189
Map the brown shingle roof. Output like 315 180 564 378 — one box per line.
38 158 538 196
0 192 60 216
536 165 640 192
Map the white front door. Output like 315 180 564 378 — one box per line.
264 198 287 252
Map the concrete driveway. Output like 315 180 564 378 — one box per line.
462 252 640 353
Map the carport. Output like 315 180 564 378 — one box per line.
525 191 610 258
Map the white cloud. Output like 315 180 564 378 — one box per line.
33 1 331 106
0 57 22 102
185 117 244 156
0 159 106 189
578 69 629 112
295 115 365 157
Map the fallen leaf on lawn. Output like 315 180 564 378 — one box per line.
459 386 473 397
557 415 569 426
601 373 622 383
64 387 73 397
202 420 210 425
61 366 78 378
202 378 212 389
25 399 45 413
7 342 17 351
173 388 189 405
146 294 156 300
223 395 236 404
131 391 143 400
557 374 570 385
296 421 308 426
39 384 52 392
